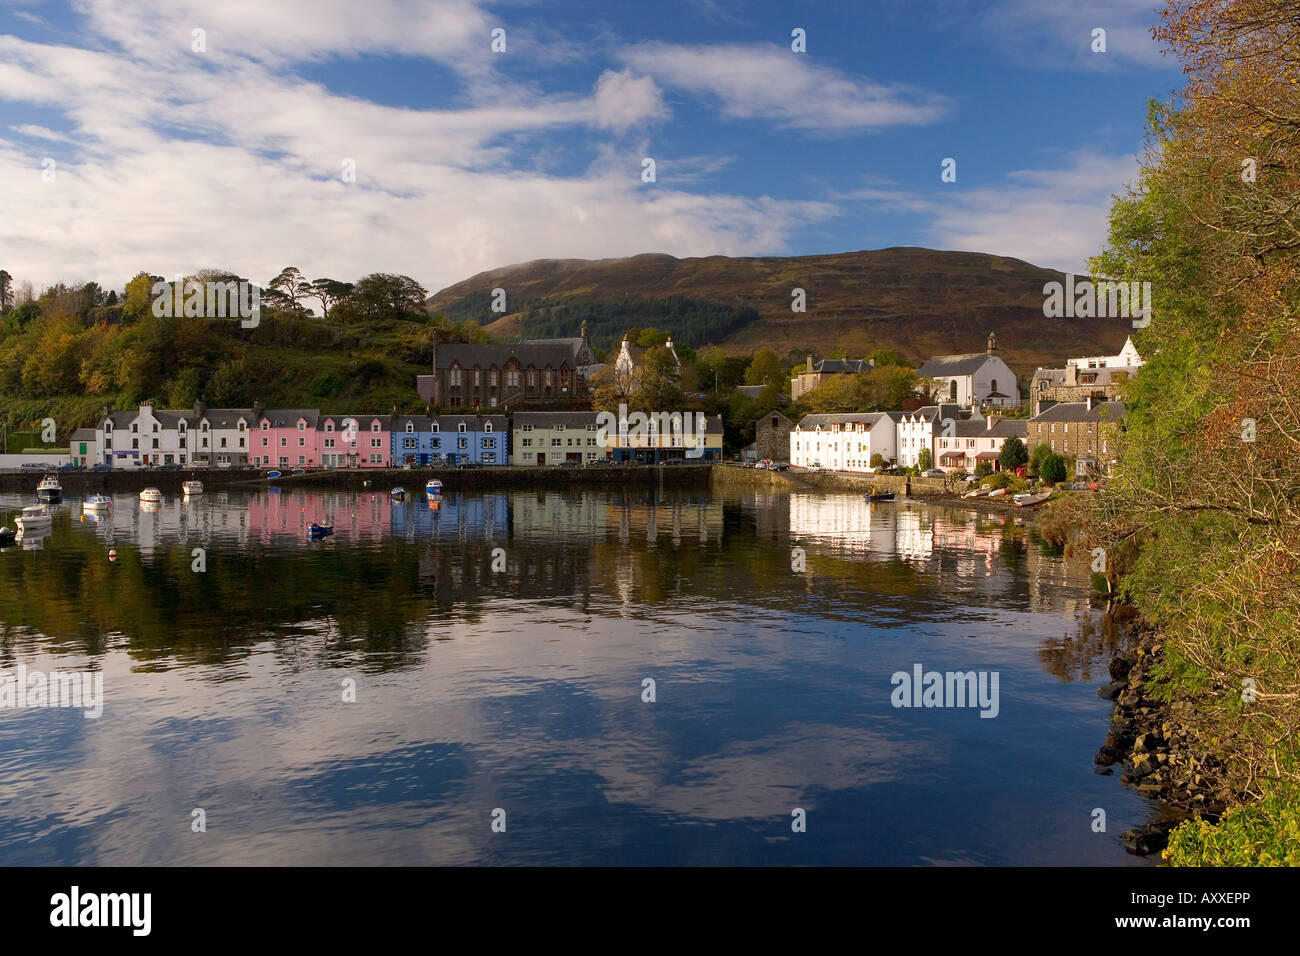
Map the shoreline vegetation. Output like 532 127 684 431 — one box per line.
1066 0 1300 866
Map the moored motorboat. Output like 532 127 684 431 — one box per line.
425 479 443 496
390 486 406 500
84 494 112 511
36 474 62 503
0 526 15 547
183 480 204 496
15 505 52 532
964 487 991 498
307 523 334 539
987 487 1008 497
139 487 163 503
864 491 895 502
266 470 282 480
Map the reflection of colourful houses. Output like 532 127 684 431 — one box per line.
390 493 508 537
252 409 322 469
245 490 393 542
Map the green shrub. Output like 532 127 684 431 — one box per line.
1165 783 1300 866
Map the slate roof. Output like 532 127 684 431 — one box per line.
948 417 1028 438
795 412 892 430
810 359 872 374
258 409 321 428
1029 401 1125 423
512 411 602 427
197 408 255 428
435 343 577 369
917 353 995 378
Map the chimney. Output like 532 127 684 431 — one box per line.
580 320 589 346
253 400 264 420
1086 395 1096 411
986 331 998 356
806 355 814 372
986 413 1000 431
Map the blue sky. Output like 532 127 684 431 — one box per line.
0 0 1181 293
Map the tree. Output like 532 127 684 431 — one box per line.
869 453 884 469
343 274 429 321
744 348 784 387
267 267 306 311
304 278 353 319
918 448 932 471
632 345 685 410
1040 453 1066 485
0 270 12 312
999 435 1028 472
1028 442 1053 476
868 348 907 368
975 459 993 478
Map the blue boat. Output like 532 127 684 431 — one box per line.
266 470 282 480
36 474 62 503
307 523 333 539
391 487 406 500
425 479 443 496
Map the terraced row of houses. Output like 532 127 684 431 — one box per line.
67 403 723 469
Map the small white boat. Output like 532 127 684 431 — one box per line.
183 480 204 496
36 474 62 502
964 487 990 499
390 486 406 500
84 494 112 510
425 479 443 496
139 487 163 503
15 505 52 532
987 487 1008 498
1014 492 1053 508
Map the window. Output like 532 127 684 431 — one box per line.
202 438 209 449
132 438 138 449
555 424 565 433
450 366 462 386
298 437 305 447
261 421 269 431
403 437 417 449
431 438 440 449
370 454 382 464
522 439 532 448
483 452 496 463
430 423 439 433
152 438 159 449
482 438 495 449
131 423 138 433
298 455 305 465
371 421 380 432
370 438 381 448
506 370 520 387
325 421 334 432
297 421 305 431
238 421 245 431
521 424 533 432
484 422 493 433
551 438 561 447
324 438 335 449
262 437 269 447
458 438 468 449
457 422 466 433
405 422 414 433
473 368 481 386
527 369 536 387
280 437 287 447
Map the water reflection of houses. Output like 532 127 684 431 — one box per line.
603 493 722 545
245 490 392 543
391 494 508 540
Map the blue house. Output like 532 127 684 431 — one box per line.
390 414 508 466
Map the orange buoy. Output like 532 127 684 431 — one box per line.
108 549 118 561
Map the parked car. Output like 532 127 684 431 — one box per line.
586 458 612 467
58 462 82 472
922 469 946 478
91 463 110 471
558 459 581 468
20 462 53 471
157 463 181 471
770 461 789 471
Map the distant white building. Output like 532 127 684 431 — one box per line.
1067 336 1144 371
916 332 1019 409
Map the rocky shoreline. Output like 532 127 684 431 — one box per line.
1094 609 1237 856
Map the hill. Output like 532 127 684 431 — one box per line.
426 247 1132 370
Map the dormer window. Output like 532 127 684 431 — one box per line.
457 422 466 433
238 420 245 431
325 421 334 432
484 422 492 433
297 421 306 431
371 421 380 432
132 423 138 433
405 422 414 433
201 422 209 431
261 420 269 430
431 423 439 433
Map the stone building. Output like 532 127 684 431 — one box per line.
1026 399 1124 476
416 323 600 408
790 357 873 401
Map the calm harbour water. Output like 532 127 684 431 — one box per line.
0 486 1156 865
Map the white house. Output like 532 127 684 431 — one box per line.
791 413 899 472
1067 335 1144 371
192 405 254 467
96 402 162 469
934 414 1028 473
916 332 1019 408
896 404 964 469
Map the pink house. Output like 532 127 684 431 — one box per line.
317 414 388 468
252 409 322 469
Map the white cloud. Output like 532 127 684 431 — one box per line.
0 7 830 292
968 0 1169 71
621 42 949 131
843 152 1141 273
